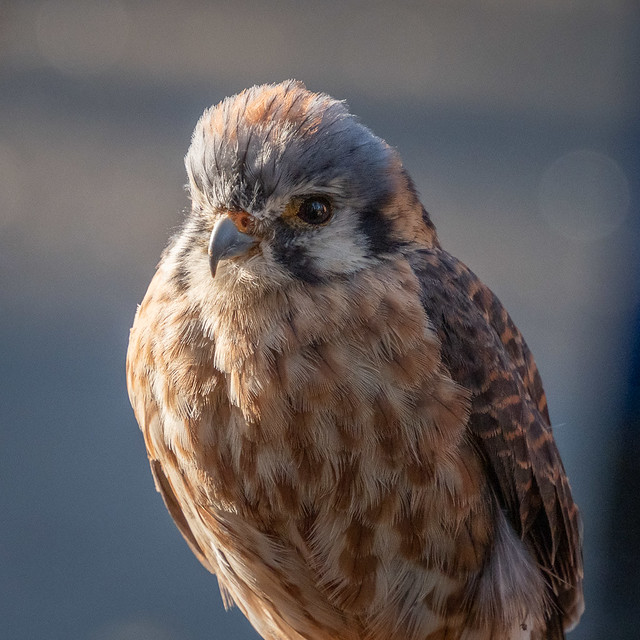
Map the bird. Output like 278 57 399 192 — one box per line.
126 80 583 640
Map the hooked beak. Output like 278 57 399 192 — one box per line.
208 214 259 278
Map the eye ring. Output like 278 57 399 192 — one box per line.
296 196 333 226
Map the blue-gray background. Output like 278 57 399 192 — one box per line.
1 2 638 639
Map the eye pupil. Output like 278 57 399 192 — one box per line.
297 197 332 225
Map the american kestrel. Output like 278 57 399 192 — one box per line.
126 81 583 639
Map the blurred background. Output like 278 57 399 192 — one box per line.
1 1 638 638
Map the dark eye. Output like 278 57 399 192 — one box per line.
296 197 333 225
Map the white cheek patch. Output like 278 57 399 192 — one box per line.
304 208 372 275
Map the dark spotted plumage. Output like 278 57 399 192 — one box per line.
127 81 583 640
410 248 583 633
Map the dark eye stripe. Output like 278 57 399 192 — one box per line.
356 202 402 255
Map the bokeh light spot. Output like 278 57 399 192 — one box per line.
538 149 630 243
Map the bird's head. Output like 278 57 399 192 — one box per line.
164 81 436 296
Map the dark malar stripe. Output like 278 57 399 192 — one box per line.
270 221 326 284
